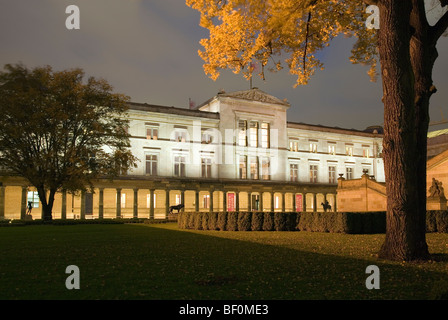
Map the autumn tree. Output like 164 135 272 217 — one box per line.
187 0 448 261
0 63 137 221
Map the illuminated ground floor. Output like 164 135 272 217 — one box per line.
0 175 337 220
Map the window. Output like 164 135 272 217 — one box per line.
249 121 259 147
275 195 280 209
346 145 353 156
202 131 213 144
174 130 187 142
27 191 39 208
261 158 270 180
238 120 247 146
310 165 318 183
239 155 247 179
145 154 158 176
120 193 126 208
290 163 299 182
328 144 336 155
201 157 212 178
175 194 182 205
146 127 158 140
289 140 299 152
203 194 210 209
346 167 353 180
261 122 270 148
310 142 317 153
363 147 370 158
146 194 156 208
250 157 259 180
174 156 186 177
329 166 336 184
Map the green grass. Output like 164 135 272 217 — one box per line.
0 223 447 300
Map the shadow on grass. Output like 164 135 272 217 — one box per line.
0 223 447 300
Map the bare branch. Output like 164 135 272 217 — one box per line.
431 9 448 41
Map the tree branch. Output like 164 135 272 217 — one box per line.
363 0 378 5
431 9 448 41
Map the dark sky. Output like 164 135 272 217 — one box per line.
0 0 447 131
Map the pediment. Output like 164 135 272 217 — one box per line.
219 88 290 107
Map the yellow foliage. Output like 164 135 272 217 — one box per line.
186 0 378 85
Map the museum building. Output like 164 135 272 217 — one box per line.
0 88 385 220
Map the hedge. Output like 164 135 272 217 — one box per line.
177 210 448 234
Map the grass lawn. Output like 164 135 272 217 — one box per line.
0 222 447 300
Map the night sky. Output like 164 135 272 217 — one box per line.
1 0 447 131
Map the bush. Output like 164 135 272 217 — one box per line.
237 212 252 231
202 212 210 230
262 212 274 231
251 212 264 231
435 211 448 232
193 212 203 230
274 212 287 231
226 212 238 231
217 212 227 231
208 212 218 230
427 211 438 232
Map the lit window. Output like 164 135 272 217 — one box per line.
261 158 270 180
328 166 336 184
173 130 187 142
239 156 247 179
146 127 158 140
174 156 186 177
201 131 213 144
261 122 270 148
145 155 158 176
310 143 317 153
328 144 335 155
346 146 353 156
310 165 318 183
201 158 212 178
146 194 156 208
203 194 210 209
363 147 370 158
238 120 247 146
290 164 299 182
27 191 39 208
289 140 298 152
346 167 353 180
249 121 259 147
250 157 259 180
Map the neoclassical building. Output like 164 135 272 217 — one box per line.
0 88 385 220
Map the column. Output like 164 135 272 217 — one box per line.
116 188 122 218
259 192 263 212
248 192 252 211
133 188 139 218
149 189 155 219
292 193 296 212
21 186 27 219
195 190 199 212
334 194 337 212
271 192 275 212
222 191 227 212
80 190 86 219
312 193 317 212
98 188 104 219
303 193 307 212
235 191 240 212
209 190 214 212
181 190 185 206
0 184 5 219
61 190 67 220
281 192 286 212
165 189 170 216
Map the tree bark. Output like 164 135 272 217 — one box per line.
377 0 430 261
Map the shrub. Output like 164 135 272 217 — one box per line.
427 211 438 232
193 212 203 230
237 212 252 231
274 212 287 231
226 212 238 231
436 210 448 232
208 212 218 230
262 212 274 231
251 212 264 231
187 212 195 229
217 212 227 231
202 212 210 230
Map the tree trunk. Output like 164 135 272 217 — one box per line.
377 0 429 261
37 186 55 221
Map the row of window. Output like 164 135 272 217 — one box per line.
289 140 372 158
145 154 367 182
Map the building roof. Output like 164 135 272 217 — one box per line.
287 121 383 138
127 102 220 120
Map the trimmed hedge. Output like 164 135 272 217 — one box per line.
178 210 448 234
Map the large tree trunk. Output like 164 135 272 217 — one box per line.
377 0 430 261
37 186 55 221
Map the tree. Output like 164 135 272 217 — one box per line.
187 0 448 261
0 63 137 221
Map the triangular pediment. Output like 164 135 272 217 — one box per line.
219 88 290 107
